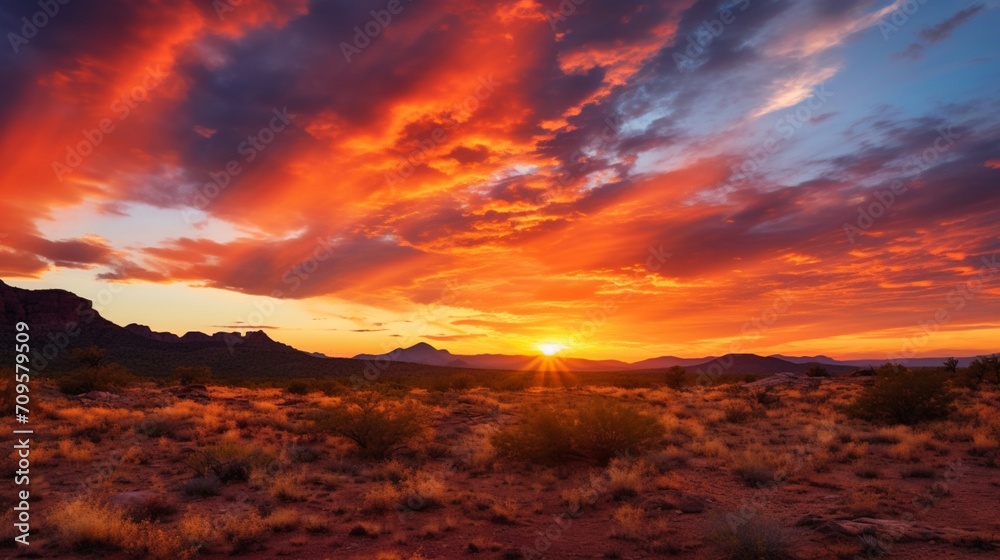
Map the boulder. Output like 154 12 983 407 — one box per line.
170 384 210 402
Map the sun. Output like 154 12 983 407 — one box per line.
537 343 566 356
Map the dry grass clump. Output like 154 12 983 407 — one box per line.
302 514 331 534
364 482 408 513
48 498 140 552
269 471 310 502
886 431 933 462
220 509 269 552
610 504 674 553
58 439 97 461
732 449 785 488
705 514 792 560
606 458 653 499
188 439 273 482
969 432 1000 457
48 498 193 559
265 507 300 532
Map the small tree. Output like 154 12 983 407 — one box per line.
72 345 106 368
943 357 959 374
848 363 955 425
664 366 687 389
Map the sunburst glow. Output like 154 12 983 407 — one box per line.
537 343 566 356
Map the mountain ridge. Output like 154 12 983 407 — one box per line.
1 279 991 375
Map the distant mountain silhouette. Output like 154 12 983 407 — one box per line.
692 354 855 376
1 279 989 378
353 345 857 374
354 343 634 371
626 355 718 369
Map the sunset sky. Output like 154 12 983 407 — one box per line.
1 0 998 361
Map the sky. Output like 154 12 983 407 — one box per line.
1 0 998 361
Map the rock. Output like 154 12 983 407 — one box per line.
804 516 999 546
647 491 711 513
170 384 210 402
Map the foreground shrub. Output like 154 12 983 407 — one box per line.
848 364 955 425
732 450 782 488
49 498 192 558
188 441 273 482
493 400 665 466
49 498 138 552
574 400 666 465
491 405 576 465
706 514 792 560
219 510 269 553
312 393 426 460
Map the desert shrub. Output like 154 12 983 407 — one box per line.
732 451 782 488
57 363 135 394
606 458 651 499
706 514 792 560
265 508 299 532
188 441 273 482
574 400 665 465
806 365 829 377
48 498 192 558
269 472 309 502
49 498 139 552
493 400 664 466
313 393 426 460
848 364 955 425
220 510 269 553
491 405 576 465
174 366 212 385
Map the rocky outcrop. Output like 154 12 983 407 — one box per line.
0 279 112 333
645 491 712 514
170 384 210 403
124 324 182 343
799 515 998 547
